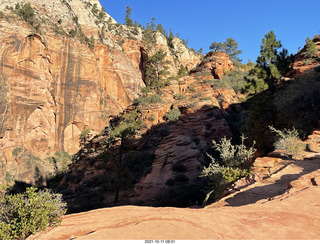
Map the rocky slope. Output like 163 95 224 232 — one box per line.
288 36 320 77
0 0 202 185
28 127 320 240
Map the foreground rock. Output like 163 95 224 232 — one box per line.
29 155 320 240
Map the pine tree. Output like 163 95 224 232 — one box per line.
209 38 242 63
125 6 133 26
209 41 224 52
256 30 282 85
223 38 242 63
302 37 318 59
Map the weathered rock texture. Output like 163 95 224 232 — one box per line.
28 144 320 240
288 36 320 77
0 20 144 184
54 79 239 212
190 51 233 79
0 0 202 184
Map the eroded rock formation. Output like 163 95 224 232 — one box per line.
0 0 202 184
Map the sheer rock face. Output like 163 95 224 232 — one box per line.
0 7 144 184
0 0 202 184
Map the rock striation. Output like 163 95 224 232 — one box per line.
288 36 320 77
0 0 201 184
28 129 320 239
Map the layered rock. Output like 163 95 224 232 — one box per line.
28 136 320 240
190 51 233 79
288 36 320 77
0 0 204 184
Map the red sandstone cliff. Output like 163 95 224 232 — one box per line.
0 0 201 185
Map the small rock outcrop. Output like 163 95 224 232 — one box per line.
190 51 233 79
288 36 320 77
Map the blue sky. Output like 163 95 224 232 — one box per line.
100 0 320 63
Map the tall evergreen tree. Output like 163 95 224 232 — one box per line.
256 30 282 87
125 6 133 26
302 37 318 59
224 38 242 63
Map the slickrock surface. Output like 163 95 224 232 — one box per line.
29 154 320 240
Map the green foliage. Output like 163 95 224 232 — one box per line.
109 110 142 142
15 3 34 25
52 151 72 173
164 108 181 122
135 94 162 106
144 50 170 88
177 64 188 77
124 6 133 26
188 86 196 93
274 68 320 136
209 38 242 63
80 126 90 141
212 136 256 168
256 31 294 88
200 136 255 203
301 37 318 59
245 67 269 94
245 31 293 94
275 48 295 76
200 97 212 101
156 24 168 39
203 79 214 84
0 187 66 240
175 93 186 100
212 69 248 93
269 126 306 157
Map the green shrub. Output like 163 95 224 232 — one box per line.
135 94 162 106
175 93 185 100
80 125 90 141
212 69 248 93
269 126 306 157
200 97 212 101
200 136 255 203
203 79 214 84
188 86 196 93
212 136 256 168
164 108 181 122
0 186 66 240
177 65 188 77
16 3 34 25
301 37 318 59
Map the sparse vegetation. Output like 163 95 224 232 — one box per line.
212 69 248 93
135 94 163 106
301 37 318 59
269 126 306 157
209 38 242 63
144 50 170 88
164 108 181 122
201 136 256 204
